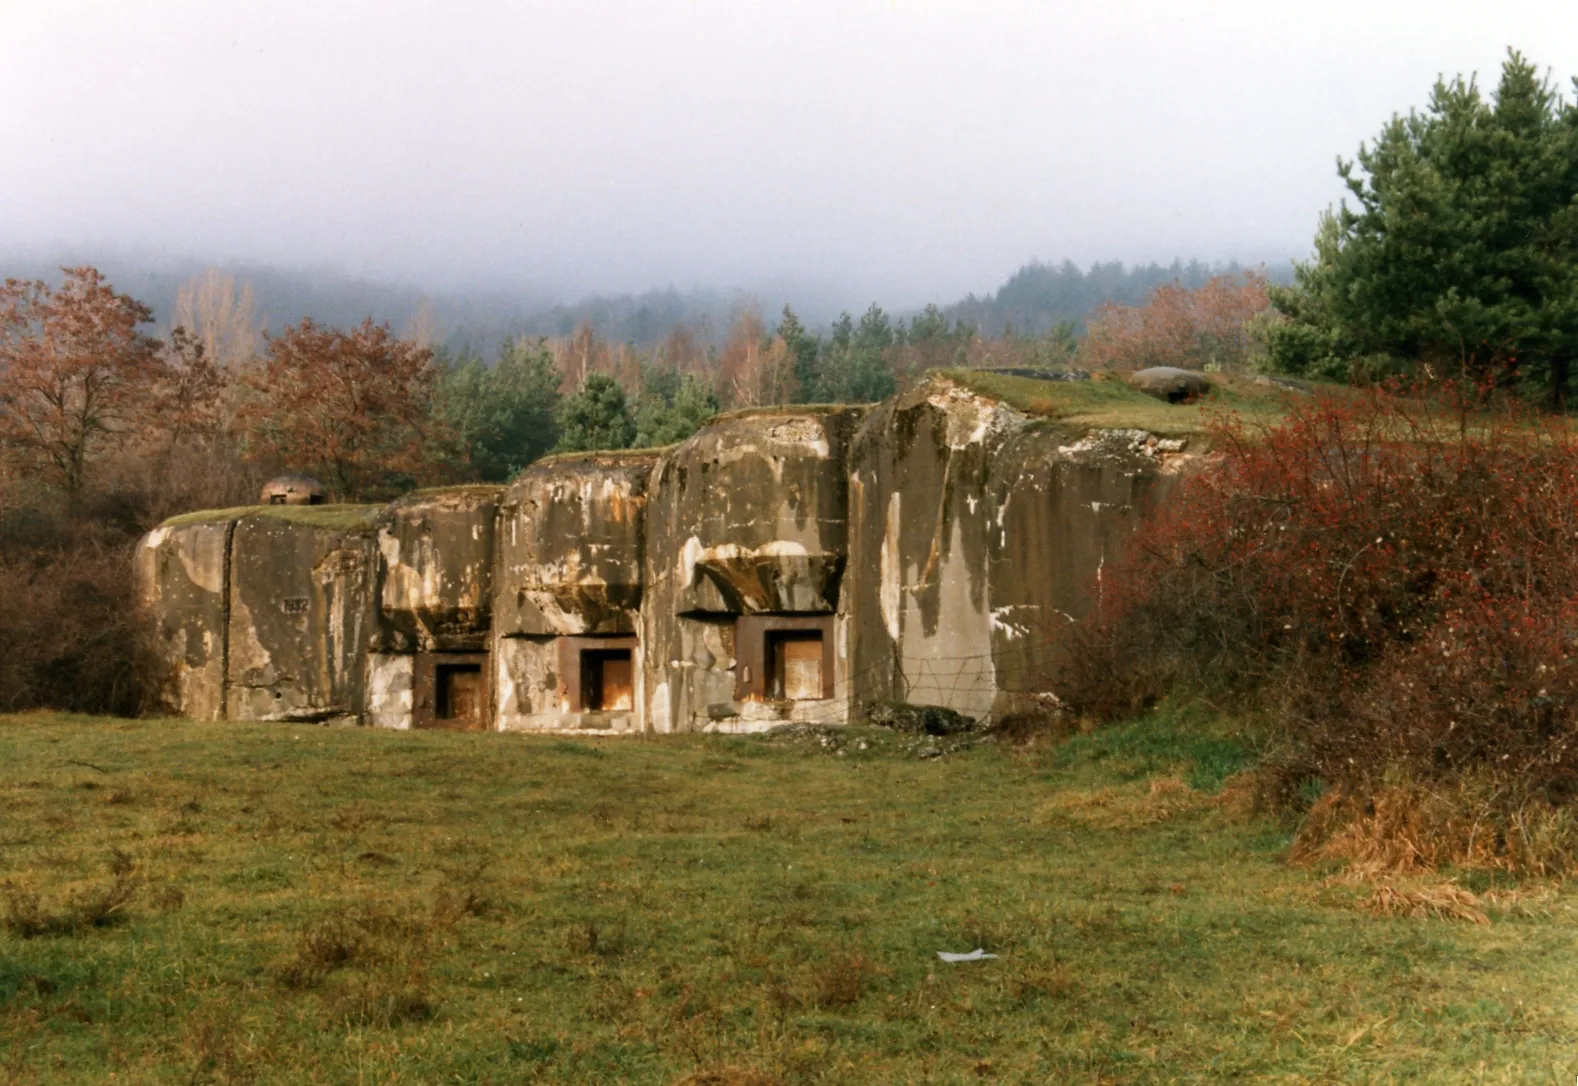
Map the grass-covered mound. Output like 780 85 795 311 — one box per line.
158 503 384 531
944 368 1310 437
2 711 1574 1082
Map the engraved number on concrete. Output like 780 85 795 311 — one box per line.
281 597 309 615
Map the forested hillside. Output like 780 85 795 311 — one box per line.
0 249 1285 356
943 258 1290 337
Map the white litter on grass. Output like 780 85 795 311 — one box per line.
936 949 998 963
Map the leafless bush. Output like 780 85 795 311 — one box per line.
0 439 261 716
0 531 161 715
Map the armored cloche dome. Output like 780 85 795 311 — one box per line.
260 475 326 506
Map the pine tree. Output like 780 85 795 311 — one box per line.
554 374 636 453
634 371 718 446
815 304 897 403
436 339 561 481
1268 51 1578 404
777 305 821 401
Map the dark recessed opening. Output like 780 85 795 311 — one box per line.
766 630 824 700
581 649 633 712
269 494 287 505
435 663 483 724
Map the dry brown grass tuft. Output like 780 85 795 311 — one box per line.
566 919 626 958
810 947 877 1010
429 854 494 924
271 900 444 1027
1362 880 1489 924
1010 962 1079 1005
329 971 437 1028
1035 774 1210 830
1293 774 1578 878
276 917 366 989
180 994 259 1086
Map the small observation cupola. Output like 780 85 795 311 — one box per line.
261 475 326 506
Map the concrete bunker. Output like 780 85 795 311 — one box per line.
846 376 1197 723
366 486 502 730
560 635 637 712
222 506 382 725
492 452 655 733
138 372 1215 732
261 475 327 506
414 650 490 729
134 517 234 722
642 407 861 732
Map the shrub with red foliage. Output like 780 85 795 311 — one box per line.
1067 388 1578 821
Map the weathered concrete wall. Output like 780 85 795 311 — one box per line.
495 454 654 637
847 380 1024 719
366 652 414 729
376 486 501 653
985 427 1189 717
494 637 642 735
643 408 861 733
493 453 655 732
134 518 233 721
848 377 1193 722
225 510 380 724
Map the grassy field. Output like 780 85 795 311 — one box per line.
1 711 1575 1084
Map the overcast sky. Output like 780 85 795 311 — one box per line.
3 0 1577 306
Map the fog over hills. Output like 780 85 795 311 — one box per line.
8 2 1570 354
0 246 1289 356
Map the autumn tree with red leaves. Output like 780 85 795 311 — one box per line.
237 318 440 499
1081 271 1274 373
0 267 167 508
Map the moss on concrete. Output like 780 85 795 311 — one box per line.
404 484 506 500
709 403 870 424
524 447 673 473
160 504 383 531
942 369 1312 437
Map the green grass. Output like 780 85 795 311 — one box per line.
2 712 1576 1084
944 368 1317 438
1051 702 1259 792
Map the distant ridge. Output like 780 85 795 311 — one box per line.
940 258 1293 338
1 250 1292 357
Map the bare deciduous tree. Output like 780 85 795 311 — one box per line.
173 267 262 369
403 298 438 349
1081 271 1274 372
718 310 797 406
